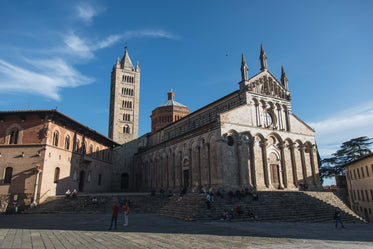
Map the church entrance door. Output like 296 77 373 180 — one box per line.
79 170 85 192
270 164 280 189
183 169 189 189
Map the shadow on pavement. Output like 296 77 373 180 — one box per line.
0 213 372 243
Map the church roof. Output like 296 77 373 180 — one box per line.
158 100 187 108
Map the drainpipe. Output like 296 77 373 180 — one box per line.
31 166 42 208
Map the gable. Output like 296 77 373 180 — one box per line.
245 71 291 101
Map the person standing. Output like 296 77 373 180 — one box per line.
108 203 120 230
123 202 130 226
334 208 345 228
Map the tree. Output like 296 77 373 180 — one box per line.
319 136 372 183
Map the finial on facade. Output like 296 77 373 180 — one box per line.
260 44 268 71
281 66 288 89
241 53 249 81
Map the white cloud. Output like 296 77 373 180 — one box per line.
75 3 100 23
63 30 179 59
0 59 93 100
0 27 178 100
308 101 373 157
64 34 94 58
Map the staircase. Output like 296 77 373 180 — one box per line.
158 191 365 223
24 193 169 214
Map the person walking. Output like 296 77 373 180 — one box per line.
108 203 120 230
123 202 130 226
334 208 345 228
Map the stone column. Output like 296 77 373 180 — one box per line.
309 145 317 186
260 140 269 188
236 139 242 186
277 105 283 130
189 148 193 187
179 151 182 188
255 101 261 127
207 143 211 186
300 145 307 187
173 151 176 188
198 145 202 187
166 155 169 189
279 144 286 189
289 144 298 187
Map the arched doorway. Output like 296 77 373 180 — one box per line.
79 170 85 192
183 169 190 189
121 173 129 190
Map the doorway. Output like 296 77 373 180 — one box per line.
270 164 280 189
79 170 85 192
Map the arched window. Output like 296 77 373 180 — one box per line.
4 167 13 183
88 171 92 183
54 167 60 183
89 145 93 154
52 131 59 146
9 129 19 144
98 174 102 186
96 147 100 158
75 139 80 152
73 169 78 181
64 135 70 150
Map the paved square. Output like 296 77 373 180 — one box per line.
0 214 372 248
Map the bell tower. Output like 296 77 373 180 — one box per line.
108 48 140 144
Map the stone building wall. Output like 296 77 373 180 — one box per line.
345 155 373 222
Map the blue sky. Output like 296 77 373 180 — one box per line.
1 0 373 162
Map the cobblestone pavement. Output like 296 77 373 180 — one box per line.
0 213 372 248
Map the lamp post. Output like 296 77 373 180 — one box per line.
31 165 42 208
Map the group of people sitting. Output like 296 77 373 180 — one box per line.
221 205 256 221
226 188 259 200
65 189 78 199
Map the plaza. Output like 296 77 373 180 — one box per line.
0 213 372 249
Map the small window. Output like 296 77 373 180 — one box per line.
9 129 19 144
52 131 59 146
98 174 102 186
54 167 60 183
227 136 234 146
4 167 13 183
357 168 361 178
361 167 365 178
89 145 93 154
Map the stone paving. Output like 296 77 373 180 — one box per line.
0 213 372 248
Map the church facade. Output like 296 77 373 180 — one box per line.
111 45 322 192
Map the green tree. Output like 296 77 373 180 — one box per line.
319 136 372 183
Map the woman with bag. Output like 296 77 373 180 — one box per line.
123 202 130 226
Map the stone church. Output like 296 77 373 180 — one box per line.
110 45 322 192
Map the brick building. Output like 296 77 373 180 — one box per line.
345 153 373 222
0 110 118 212
151 89 190 133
